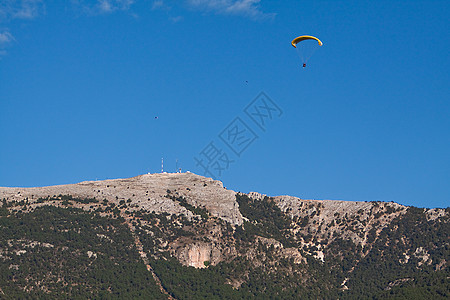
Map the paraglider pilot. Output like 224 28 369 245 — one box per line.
291 35 323 69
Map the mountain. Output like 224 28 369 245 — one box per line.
0 173 448 299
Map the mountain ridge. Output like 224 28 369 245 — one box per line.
0 172 448 298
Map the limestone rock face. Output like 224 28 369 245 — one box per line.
0 172 243 225
175 242 224 268
273 195 408 247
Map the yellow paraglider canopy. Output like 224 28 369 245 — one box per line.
291 35 323 48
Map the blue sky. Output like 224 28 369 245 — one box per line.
0 0 449 208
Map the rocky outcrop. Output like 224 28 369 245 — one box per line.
273 195 408 247
0 172 243 225
174 242 224 268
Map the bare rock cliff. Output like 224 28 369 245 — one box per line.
0 172 243 225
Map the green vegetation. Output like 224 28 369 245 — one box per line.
151 257 245 299
235 194 295 247
0 205 165 299
0 194 448 299
35 194 100 204
344 206 450 299
166 193 209 220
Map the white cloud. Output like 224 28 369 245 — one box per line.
0 31 14 44
97 0 134 13
1 1 273 20
152 1 181 22
0 0 45 21
13 0 43 19
186 0 274 19
169 15 183 23
152 0 168 10
71 0 135 15
98 0 113 13
0 30 14 56
0 1 42 57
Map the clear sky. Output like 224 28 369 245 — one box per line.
1 1 449 208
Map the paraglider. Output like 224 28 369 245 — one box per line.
291 35 323 47
291 35 323 68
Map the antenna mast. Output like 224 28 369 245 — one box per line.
161 157 164 173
